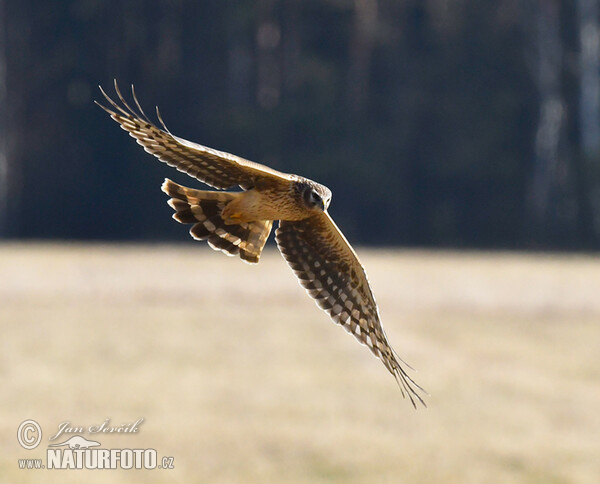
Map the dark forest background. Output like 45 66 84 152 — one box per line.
1 0 599 249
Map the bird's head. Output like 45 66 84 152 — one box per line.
299 181 332 212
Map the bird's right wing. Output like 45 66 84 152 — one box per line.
96 81 293 190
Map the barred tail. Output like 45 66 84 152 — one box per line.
161 179 272 264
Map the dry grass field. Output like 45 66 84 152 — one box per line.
1 243 599 483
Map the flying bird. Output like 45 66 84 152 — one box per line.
97 81 426 407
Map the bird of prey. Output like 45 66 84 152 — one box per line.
97 81 426 407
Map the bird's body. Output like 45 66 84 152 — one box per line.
97 81 425 407
220 176 330 224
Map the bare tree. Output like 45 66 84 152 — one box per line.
0 0 8 236
227 6 253 106
528 0 566 239
347 0 378 116
577 0 600 240
282 0 301 96
256 0 281 110
578 0 600 153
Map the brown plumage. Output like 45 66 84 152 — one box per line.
97 80 426 407
162 179 273 263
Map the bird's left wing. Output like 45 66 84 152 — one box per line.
96 81 293 190
275 212 426 407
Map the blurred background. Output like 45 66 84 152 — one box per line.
1 0 600 250
2 2 600 483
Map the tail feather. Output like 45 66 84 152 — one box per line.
162 178 272 263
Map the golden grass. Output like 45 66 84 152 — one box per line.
1 243 599 483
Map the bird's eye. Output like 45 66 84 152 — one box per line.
311 192 322 204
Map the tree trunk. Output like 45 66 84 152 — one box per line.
576 0 600 244
528 0 565 242
282 0 301 96
0 0 11 236
347 0 378 117
578 0 600 153
256 0 281 110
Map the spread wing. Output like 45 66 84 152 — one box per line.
276 212 426 407
96 80 293 190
